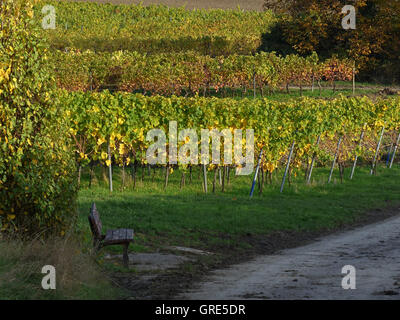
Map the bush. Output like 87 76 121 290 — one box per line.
0 0 78 236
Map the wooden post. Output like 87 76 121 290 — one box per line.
328 137 342 183
89 162 94 189
180 172 185 189
386 144 393 167
389 132 400 168
165 164 169 189
121 161 126 189
212 166 217 193
311 73 315 93
260 168 264 195
203 164 208 194
250 149 263 198
131 160 137 190
222 166 226 192
77 163 82 187
306 135 321 184
280 141 295 193
350 128 365 180
107 144 113 192
371 126 385 175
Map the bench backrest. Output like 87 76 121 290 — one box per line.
88 202 102 239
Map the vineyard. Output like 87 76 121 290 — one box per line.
63 91 400 192
52 50 354 95
33 0 399 194
3 0 400 302
37 0 356 96
34 0 276 55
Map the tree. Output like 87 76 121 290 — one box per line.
262 0 400 82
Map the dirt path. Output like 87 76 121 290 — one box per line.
180 214 400 300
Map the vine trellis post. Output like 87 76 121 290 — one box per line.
306 135 321 184
328 136 342 183
370 126 385 175
350 126 366 180
280 140 296 193
107 143 113 192
250 149 263 198
389 132 400 169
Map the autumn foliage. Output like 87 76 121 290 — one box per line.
262 0 400 82
0 0 78 236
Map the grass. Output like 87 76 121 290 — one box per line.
0 234 125 300
69 0 265 11
77 162 400 254
160 81 399 101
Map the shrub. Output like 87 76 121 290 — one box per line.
0 0 78 236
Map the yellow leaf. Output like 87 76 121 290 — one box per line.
101 152 108 160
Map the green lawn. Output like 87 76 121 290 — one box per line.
77 163 400 253
200 81 398 101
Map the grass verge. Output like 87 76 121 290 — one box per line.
0 234 124 299
78 164 400 254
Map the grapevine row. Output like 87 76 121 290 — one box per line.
61 91 400 190
52 50 354 95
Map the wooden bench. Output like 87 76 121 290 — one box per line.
88 202 134 267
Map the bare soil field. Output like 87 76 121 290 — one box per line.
68 0 265 11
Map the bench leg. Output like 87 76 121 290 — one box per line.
93 239 102 253
123 243 129 268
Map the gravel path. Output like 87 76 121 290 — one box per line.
181 214 400 300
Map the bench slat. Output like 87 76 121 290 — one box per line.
104 228 134 245
126 229 134 240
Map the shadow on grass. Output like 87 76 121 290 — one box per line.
77 165 400 251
